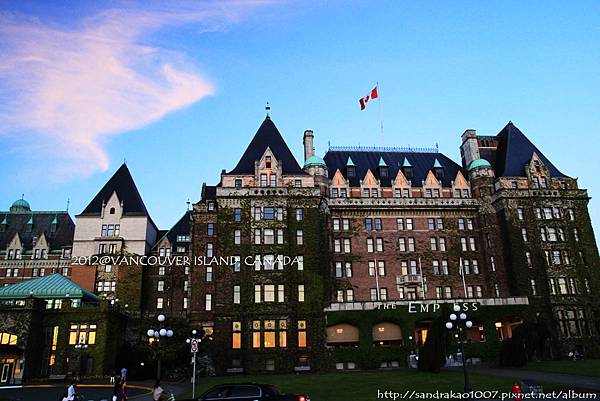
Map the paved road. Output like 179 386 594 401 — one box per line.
0 383 151 401
469 366 600 392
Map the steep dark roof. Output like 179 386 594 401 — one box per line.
201 184 217 201
228 117 305 175
79 164 150 216
154 211 191 251
324 150 464 187
0 210 74 253
489 122 567 178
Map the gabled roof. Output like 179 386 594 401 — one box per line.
0 274 99 301
228 117 305 175
153 211 191 251
79 164 151 216
324 150 463 187
0 211 74 252
491 122 567 178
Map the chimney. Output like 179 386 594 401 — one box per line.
460 129 480 168
303 130 315 161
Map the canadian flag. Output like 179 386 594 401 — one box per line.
359 86 378 110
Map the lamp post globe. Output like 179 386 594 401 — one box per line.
166 330 174 337
446 322 453 329
453 304 461 312
159 328 167 337
147 329 155 337
450 313 457 321
466 321 473 328
192 329 197 335
460 313 467 320
157 314 166 323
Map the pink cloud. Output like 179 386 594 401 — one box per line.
0 2 268 180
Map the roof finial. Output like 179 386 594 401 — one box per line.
66 198 70 212
186 198 191 211
123 158 127 165
265 101 271 117
21 193 24 200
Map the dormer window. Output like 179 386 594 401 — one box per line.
269 174 276 187
540 177 548 189
434 168 444 180
235 179 242 188
347 166 355 178
32 236 38 247
109 207 116 214
265 156 272 169
380 166 389 178
260 174 267 187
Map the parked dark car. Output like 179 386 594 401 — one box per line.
189 383 310 401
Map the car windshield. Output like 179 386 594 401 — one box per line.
202 386 228 399
229 385 261 397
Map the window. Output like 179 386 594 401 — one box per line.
342 219 350 230
68 324 97 345
333 218 340 231
263 207 274 220
406 218 413 230
398 238 406 252
277 285 285 302
298 321 307 347
521 228 528 242
232 322 242 349
269 174 276 187
156 298 164 309
461 237 467 251
296 255 304 270
439 237 447 252
206 266 213 282
469 237 476 251
428 218 435 230
344 238 351 253
296 230 304 245
294 179 302 188
263 285 275 302
207 202 215 211
367 238 374 252
397 218 404 230
260 174 267 187
205 294 212 311
370 288 378 301
407 237 415 252
254 229 261 245
234 229 241 245
264 229 274 245
430 237 437 251
340 188 347 197
517 208 524 220
233 208 242 222
206 243 213 257
567 208 575 221
235 179 242 188
298 285 305 302
233 285 240 304
444 287 452 299
296 208 303 221
490 256 496 271
157 281 164 292
365 218 373 232
379 288 388 301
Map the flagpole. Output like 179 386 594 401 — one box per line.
376 82 384 144
459 257 468 298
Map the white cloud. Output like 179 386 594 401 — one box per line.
0 2 267 180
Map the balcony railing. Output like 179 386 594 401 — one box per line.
396 274 422 285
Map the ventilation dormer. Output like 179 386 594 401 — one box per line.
433 158 444 180
378 157 389 179
401 157 413 180
346 156 356 178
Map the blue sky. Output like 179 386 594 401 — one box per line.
1 0 599 237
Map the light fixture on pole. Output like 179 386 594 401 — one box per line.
186 329 202 400
146 314 174 380
446 304 473 393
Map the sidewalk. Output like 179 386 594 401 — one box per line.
463 366 600 392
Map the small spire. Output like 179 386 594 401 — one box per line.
66 198 70 212
265 101 271 118
186 198 191 211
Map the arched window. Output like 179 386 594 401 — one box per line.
326 324 359 347
372 322 402 346
109 207 116 215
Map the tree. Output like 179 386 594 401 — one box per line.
418 317 448 373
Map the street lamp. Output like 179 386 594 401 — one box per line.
186 329 202 399
146 314 174 380
446 304 473 393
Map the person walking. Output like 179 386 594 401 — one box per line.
110 369 116 384
153 380 167 401
112 377 121 401
120 378 128 401
62 379 78 401
120 367 127 380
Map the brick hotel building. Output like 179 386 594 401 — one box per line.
0 115 598 381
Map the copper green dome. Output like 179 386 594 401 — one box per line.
468 158 492 171
304 155 326 167
10 198 31 213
